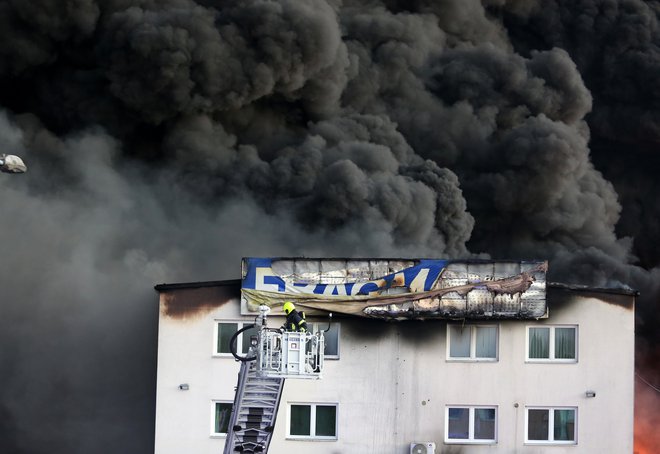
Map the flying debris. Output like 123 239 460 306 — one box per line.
0 154 27 174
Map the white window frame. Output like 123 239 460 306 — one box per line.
444 405 498 444
525 325 578 363
525 407 577 445
213 320 257 357
286 402 338 440
214 320 339 359
211 400 233 437
446 324 498 361
309 321 340 360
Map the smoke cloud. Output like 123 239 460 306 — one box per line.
0 1 658 452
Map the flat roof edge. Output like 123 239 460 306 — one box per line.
549 282 639 296
153 279 639 296
154 279 241 292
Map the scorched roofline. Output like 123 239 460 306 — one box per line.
154 279 241 292
153 278 638 296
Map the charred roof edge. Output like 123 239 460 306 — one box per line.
154 279 241 292
549 282 639 296
154 279 638 296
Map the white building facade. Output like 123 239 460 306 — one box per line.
153 280 634 453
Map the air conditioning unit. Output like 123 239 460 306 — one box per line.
410 441 436 454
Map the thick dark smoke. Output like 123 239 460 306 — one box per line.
0 0 658 452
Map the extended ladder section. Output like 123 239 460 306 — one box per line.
223 306 327 453
223 360 284 453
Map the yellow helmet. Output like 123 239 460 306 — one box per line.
283 301 295 314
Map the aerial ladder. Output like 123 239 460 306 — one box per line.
223 305 328 453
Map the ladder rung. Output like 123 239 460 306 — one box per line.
224 360 285 454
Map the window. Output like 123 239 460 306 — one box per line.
214 321 258 356
525 407 577 444
445 406 497 443
310 322 340 359
527 326 577 362
214 321 339 358
447 325 498 360
212 401 233 436
287 403 338 440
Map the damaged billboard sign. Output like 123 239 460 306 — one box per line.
241 258 547 320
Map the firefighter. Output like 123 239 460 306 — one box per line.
282 301 308 332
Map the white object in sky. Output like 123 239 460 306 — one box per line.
0 154 27 173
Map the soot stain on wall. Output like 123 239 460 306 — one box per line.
160 284 238 320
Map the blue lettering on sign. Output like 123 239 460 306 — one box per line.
243 258 448 295
243 258 286 291
356 282 380 295
263 275 285 291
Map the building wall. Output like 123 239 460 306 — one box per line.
154 286 634 454
154 285 243 454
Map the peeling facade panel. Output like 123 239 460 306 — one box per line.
240 258 547 319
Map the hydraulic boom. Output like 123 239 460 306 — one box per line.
223 306 327 453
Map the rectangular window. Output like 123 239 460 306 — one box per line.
311 322 340 359
447 325 498 361
212 401 232 436
215 321 338 358
214 321 258 356
445 406 497 443
525 407 577 444
287 403 338 440
527 326 577 362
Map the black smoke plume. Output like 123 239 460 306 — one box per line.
0 1 658 452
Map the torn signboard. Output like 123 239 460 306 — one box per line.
241 258 547 320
